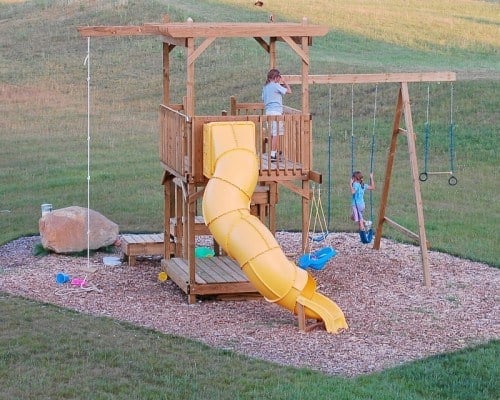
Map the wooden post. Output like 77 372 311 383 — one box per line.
162 43 170 105
163 173 173 260
302 183 310 253
186 36 195 116
269 37 277 69
301 35 310 115
301 34 311 252
187 182 197 304
400 82 431 287
373 87 403 250
374 83 431 287
296 303 324 332
175 183 183 257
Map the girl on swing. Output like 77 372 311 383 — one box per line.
350 171 375 233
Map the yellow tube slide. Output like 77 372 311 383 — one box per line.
202 121 347 333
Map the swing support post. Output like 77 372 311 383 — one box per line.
374 82 433 286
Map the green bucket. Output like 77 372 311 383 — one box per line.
195 246 215 258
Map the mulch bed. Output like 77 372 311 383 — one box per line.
0 232 498 376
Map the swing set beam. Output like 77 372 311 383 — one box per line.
283 72 456 85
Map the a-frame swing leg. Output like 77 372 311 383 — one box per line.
373 82 431 287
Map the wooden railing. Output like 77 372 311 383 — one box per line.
229 97 310 178
159 101 313 184
229 96 264 116
229 96 301 116
159 104 191 177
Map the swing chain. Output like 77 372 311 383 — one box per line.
350 85 378 223
350 84 355 175
369 84 378 222
448 83 457 185
419 83 458 186
306 184 329 250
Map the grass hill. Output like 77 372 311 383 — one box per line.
1 0 498 265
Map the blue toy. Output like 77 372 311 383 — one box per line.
298 246 336 270
359 229 373 244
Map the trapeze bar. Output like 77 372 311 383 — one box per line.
419 172 458 186
425 171 453 175
283 72 457 85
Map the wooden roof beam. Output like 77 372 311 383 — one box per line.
283 72 457 85
187 37 216 66
77 24 161 37
78 22 328 39
254 37 270 53
155 22 328 38
282 36 309 65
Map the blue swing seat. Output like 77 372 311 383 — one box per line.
359 229 374 244
298 246 337 270
310 232 329 243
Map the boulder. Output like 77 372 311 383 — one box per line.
39 206 119 253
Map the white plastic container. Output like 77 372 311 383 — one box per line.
41 203 53 216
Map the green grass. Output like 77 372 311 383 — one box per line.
1 0 498 265
224 0 500 53
1 293 498 400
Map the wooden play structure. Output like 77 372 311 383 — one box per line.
79 17 330 305
78 15 455 310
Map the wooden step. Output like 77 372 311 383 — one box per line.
120 233 167 266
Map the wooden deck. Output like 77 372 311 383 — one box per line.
257 159 306 182
121 233 166 266
162 256 258 298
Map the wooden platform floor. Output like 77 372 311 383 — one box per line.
121 233 165 266
162 256 259 298
259 156 303 171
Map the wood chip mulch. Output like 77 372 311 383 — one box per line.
0 233 498 376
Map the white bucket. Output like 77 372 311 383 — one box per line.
41 203 53 216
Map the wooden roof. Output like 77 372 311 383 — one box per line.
77 20 329 40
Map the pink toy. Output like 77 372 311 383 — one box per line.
71 277 86 287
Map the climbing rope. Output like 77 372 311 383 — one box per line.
55 281 102 297
84 37 92 270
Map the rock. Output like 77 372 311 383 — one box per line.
39 206 119 253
